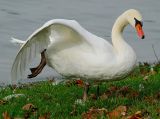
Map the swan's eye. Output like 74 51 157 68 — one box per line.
134 18 143 27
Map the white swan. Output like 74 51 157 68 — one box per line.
11 9 145 84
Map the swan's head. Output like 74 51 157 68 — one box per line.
124 9 145 39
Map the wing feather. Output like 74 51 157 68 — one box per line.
11 19 92 83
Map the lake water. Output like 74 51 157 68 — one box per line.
0 0 160 85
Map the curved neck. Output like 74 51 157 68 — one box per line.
111 15 129 52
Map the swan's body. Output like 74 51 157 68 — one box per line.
45 19 135 80
11 9 144 83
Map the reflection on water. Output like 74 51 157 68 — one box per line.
0 0 160 84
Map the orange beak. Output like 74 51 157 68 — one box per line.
135 23 145 39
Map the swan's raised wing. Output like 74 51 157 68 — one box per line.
11 19 91 83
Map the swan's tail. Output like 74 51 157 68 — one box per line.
11 37 26 47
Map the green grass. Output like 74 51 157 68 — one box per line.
0 65 160 118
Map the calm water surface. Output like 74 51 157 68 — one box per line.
0 0 160 84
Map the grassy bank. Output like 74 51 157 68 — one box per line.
0 63 160 119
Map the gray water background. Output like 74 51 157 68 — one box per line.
0 0 160 85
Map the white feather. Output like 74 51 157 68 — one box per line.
11 19 93 82
11 37 25 46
